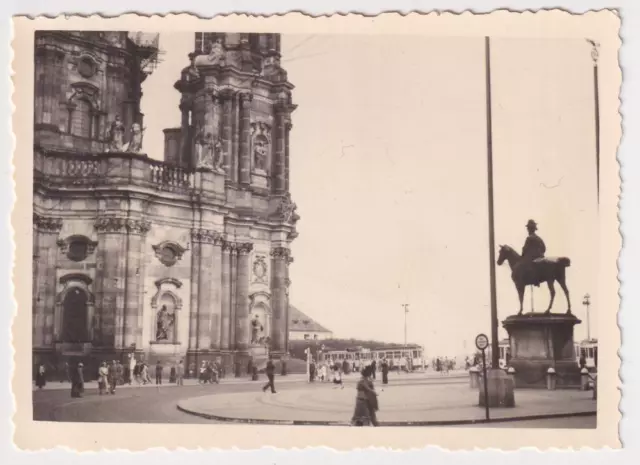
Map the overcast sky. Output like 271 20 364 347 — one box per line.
141 33 600 358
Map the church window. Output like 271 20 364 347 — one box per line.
70 98 92 138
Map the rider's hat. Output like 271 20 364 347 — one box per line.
526 219 538 230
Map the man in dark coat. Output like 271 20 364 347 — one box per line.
155 361 163 385
381 359 389 385
262 355 277 393
370 360 377 380
520 219 547 285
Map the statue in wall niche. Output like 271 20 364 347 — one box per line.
254 138 268 172
123 123 145 153
195 129 215 170
155 305 175 341
251 314 264 344
106 114 125 152
213 136 225 173
207 38 226 66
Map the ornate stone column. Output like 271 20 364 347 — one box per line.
94 217 128 349
123 218 151 349
270 246 290 353
229 244 238 348
188 233 201 352
238 93 253 184
179 104 191 169
273 105 287 194
285 121 292 192
232 94 240 182
192 228 218 350
209 234 224 349
220 241 232 349
33 214 63 347
220 90 234 178
234 242 253 350
284 264 292 354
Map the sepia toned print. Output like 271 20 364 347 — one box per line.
13 12 621 450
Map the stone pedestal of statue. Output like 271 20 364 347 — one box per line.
479 368 516 407
502 313 582 389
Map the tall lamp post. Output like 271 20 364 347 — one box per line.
402 304 409 359
484 36 500 370
582 293 591 341
587 39 600 206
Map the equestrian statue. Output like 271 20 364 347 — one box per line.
497 219 572 315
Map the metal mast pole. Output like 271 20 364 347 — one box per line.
588 40 601 206
484 36 500 369
402 304 409 358
583 293 591 341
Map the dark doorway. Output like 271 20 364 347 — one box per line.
62 288 88 342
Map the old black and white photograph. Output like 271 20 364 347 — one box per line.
12 12 621 451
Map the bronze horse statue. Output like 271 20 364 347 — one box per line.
496 245 572 315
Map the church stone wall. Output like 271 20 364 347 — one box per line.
32 31 299 380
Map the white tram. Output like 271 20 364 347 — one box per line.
321 345 426 371
484 339 511 369
575 338 598 369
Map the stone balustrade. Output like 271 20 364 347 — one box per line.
34 149 195 193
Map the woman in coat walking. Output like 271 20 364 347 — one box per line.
351 365 379 426
71 362 85 398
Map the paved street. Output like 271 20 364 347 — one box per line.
33 372 595 428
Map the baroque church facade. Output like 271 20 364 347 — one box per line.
32 31 298 376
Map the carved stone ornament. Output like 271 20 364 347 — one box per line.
252 255 268 283
276 195 299 223
152 241 187 267
237 242 254 255
77 55 98 78
57 235 98 262
190 228 224 245
270 247 291 260
154 277 183 289
94 217 151 235
33 213 63 232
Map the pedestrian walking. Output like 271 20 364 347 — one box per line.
381 358 389 385
371 360 377 380
98 361 109 395
155 361 163 385
35 363 46 389
142 362 151 384
332 366 344 389
70 362 84 398
116 360 124 386
262 355 277 394
176 360 184 386
108 360 117 394
351 365 378 426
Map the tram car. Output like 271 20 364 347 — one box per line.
483 339 511 369
575 338 598 370
321 344 427 372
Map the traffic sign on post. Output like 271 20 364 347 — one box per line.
475 333 491 421
475 333 489 351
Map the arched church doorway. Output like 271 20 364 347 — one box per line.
62 287 88 342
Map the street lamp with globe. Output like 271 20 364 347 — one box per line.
582 293 591 341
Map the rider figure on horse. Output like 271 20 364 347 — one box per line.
520 219 546 286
